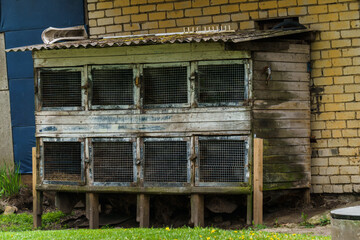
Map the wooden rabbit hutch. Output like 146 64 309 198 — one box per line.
11 29 313 228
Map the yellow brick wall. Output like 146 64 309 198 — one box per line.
86 0 360 194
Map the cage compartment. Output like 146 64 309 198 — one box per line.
39 69 82 109
91 66 134 107
143 64 189 106
92 139 135 185
42 140 83 184
197 136 248 186
143 138 189 184
198 62 246 104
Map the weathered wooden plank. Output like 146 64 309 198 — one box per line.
35 131 251 138
230 41 290 52
253 119 310 129
285 44 310 54
264 145 311 155
34 50 250 68
253 90 310 101
36 111 251 125
35 106 251 116
253 81 309 91
264 155 310 164
253 110 310 119
253 138 263 225
263 180 310 191
264 172 310 183
253 71 309 82
253 61 307 72
36 185 252 194
190 194 204 227
34 42 250 59
36 121 251 134
254 52 310 63
253 100 310 110
232 42 309 54
264 163 310 173
254 128 310 138
263 138 310 146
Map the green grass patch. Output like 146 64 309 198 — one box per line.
0 211 67 232
0 227 330 240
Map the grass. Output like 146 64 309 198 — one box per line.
0 227 331 240
0 213 330 239
0 211 66 231
0 164 21 198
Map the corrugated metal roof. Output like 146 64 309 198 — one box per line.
6 29 312 52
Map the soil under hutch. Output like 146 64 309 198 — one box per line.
22 30 312 228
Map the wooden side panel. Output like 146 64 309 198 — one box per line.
252 42 311 190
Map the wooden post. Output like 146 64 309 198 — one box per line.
138 194 150 228
32 147 42 228
253 138 263 225
88 193 99 229
190 194 204 227
304 188 311 205
246 194 253 225
86 193 90 219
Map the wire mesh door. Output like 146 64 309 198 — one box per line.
92 139 136 185
143 63 189 107
197 61 247 106
42 139 84 184
143 138 190 186
39 68 82 110
196 136 248 186
90 66 134 109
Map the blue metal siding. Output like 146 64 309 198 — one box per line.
1 0 85 173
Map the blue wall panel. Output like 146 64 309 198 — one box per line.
5 29 43 48
12 127 36 173
2 0 85 173
6 52 34 79
0 0 84 32
9 79 35 127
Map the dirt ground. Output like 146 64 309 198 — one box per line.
4 188 360 236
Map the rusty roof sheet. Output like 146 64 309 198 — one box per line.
6 29 312 52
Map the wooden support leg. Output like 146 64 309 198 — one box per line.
246 194 253 225
304 188 311 205
88 193 99 229
253 138 263 225
33 190 43 229
86 193 90 220
191 194 204 227
138 194 150 228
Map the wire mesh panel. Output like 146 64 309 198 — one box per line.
93 142 134 183
198 64 245 103
91 68 134 106
40 70 82 108
43 142 82 182
144 66 188 105
199 140 246 183
144 141 188 183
